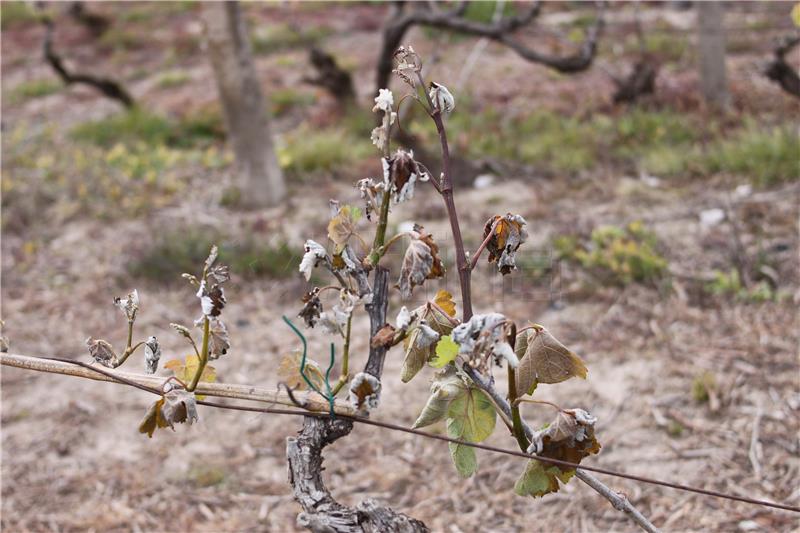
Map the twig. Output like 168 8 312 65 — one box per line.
462 364 661 533
1 352 355 415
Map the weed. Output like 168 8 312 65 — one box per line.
7 78 62 104
705 269 776 302
556 221 668 285
156 70 191 89
278 127 373 177
691 371 716 404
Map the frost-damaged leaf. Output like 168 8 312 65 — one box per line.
161 387 199 429
318 289 361 337
298 288 323 328
397 224 445 299
429 82 455 114
349 372 381 414
395 306 413 330
393 45 422 88
412 366 465 429
483 213 528 275
144 336 161 374
433 289 456 318
139 397 168 438
208 318 230 359
208 264 230 285
113 289 139 321
86 337 118 368
299 240 328 282
171 323 193 340
430 335 459 368
356 178 385 221
164 355 216 399
400 322 440 382
451 313 518 369
385 150 428 204
446 386 496 478
516 409 601 498
327 205 362 251
371 324 397 349
515 326 587 395
196 280 226 317
204 244 219 271
278 350 325 391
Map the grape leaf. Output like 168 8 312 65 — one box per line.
396 224 444 299
445 386 496 478
515 326 587 395
349 372 381 414
139 397 169 438
430 335 459 368
164 354 216 399
433 289 456 317
277 351 325 391
400 323 439 383
86 337 118 368
516 408 601 498
370 324 397 348
327 205 361 251
482 213 528 275
207 318 230 359
412 367 465 429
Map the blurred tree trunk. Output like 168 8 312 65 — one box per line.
203 1 286 208
697 1 729 109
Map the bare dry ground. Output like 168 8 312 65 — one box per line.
2 2 799 532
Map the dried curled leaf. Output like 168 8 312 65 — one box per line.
161 387 199 429
393 45 422 87
144 336 161 374
412 366 465 429
327 205 362 251
298 288 323 328
278 350 325 391
349 372 381 414
208 318 230 359
171 323 193 340
483 213 528 275
299 240 328 282
446 385 496 478
451 313 518 369
356 178 385 221
113 289 139 322
371 324 397 349
385 150 428 204
400 322 440 383
433 289 457 318
515 326 587 395
429 82 455 114
86 337 118 368
139 397 168 438
397 224 445 299
196 280 226 317
395 306 413 330
516 409 600 498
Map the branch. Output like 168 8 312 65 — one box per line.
1 352 355 415
462 364 660 533
42 17 135 108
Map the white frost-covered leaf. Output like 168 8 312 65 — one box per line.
299 240 327 281
144 336 161 374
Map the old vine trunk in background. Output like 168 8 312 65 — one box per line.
203 1 286 208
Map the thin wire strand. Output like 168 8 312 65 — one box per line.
33 356 800 515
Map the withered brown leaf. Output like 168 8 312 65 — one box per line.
86 337 118 368
349 372 381 413
483 213 528 275
208 318 230 359
515 326 587 395
298 288 323 328
139 397 169 438
396 225 445 299
277 351 325 391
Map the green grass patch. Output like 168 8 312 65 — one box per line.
7 78 62 104
156 69 191 89
71 108 226 149
270 88 316 117
278 126 373 177
555 221 669 286
703 124 799 186
1 1 39 29
128 228 300 282
251 23 331 55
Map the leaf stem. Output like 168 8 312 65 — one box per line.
507 365 530 451
116 320 143 367
188 317 210 392
331 314 352 396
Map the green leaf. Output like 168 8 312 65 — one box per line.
412 367 465 429
444 386 496 478
448 441 477 478
430 335 459 368
514 461 575 498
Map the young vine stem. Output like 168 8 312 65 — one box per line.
416 71 473 320
331 314 352 395
187 316 210 392
507 365 530 451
